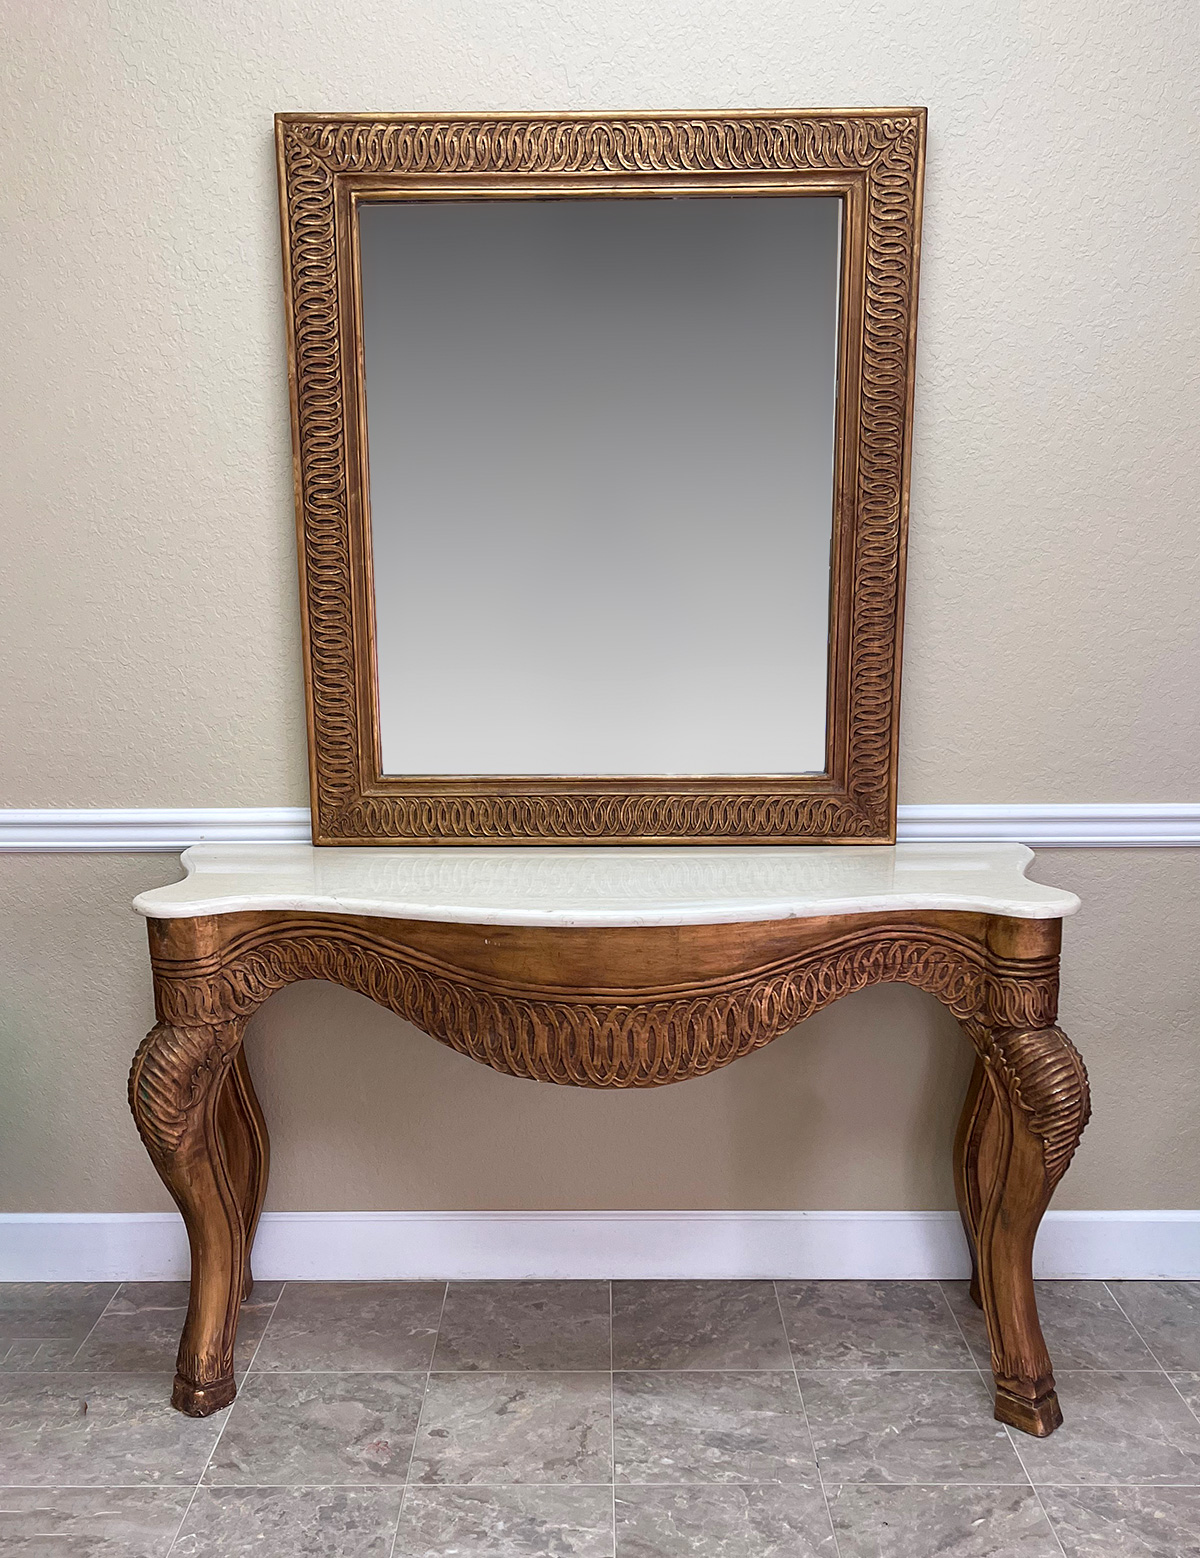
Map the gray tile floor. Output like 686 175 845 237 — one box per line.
3 1279 1200 1554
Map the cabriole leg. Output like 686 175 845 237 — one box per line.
953 1056 990 1308
963 1022 1090 1437
217 1046 271 1301
129 1018 248 1416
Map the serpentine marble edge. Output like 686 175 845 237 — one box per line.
133 841 1079 927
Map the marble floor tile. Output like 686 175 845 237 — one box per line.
613 1370 816 1484
71 1281 282 1376
1107 1282 1200 1370
797 1371 1027 1485
611 1282 791 1370
0 1283 119 1342
410 1372 611 1485
614 1484 835 1557
0 1374 227 1487
1041 1485 1200 1557
0 1339 84 1372
395 1485 614 1557
827 1484 1060 1557
203 1372 425 1486
778 1282 974 1370
432 1281 611 1371
1164 1371 1200 1436
0 1486 193 1556
172 1486 404 1557
942 1282 1158 1371
1016 1371 1200 1486
12 1281 1200 1556
252 1281 444 1372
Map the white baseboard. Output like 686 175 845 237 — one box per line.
2 803 1199 851
2 1210 1197 1283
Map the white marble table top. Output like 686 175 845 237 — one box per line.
134 842 1079 927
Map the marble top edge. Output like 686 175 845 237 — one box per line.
132 841 1080 924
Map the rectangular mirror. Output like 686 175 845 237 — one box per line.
277 110 925 844
360 195 841 778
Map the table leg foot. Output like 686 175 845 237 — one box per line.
172 1374 237 1417
994 1383 1063 1437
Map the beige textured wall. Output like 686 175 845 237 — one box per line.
2 1 1199 1213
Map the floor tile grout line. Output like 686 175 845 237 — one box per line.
162 1279 286 1556
609 1280 616 1557
1100 1283 1176 1380
387 1280 449 1558
239 1280 286 1382
953 1321 1065 1558
1101 1281 1171 1376
54 1281 127 1370
238 1279 286 1382
773 1279 843 1558
18 1362 1174 1377
1 1277 278 1376
160 1393 231 1552
994 1400 1068 1558
1102 1281 1200 1431
14 1479 1200 1491
0 1283 134 1372
935 1279 990 1374
940 1287 1071 1558
210 1364 1032 1375
936 1279 999 1401
935 1274 1063 1549
1025 1477 1071 1558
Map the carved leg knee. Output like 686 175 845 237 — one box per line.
129 1019 248 1415
964 1023 1090 1437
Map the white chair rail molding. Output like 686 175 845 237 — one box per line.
4 802 1200 850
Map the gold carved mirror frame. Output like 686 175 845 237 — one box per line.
275 109 926 845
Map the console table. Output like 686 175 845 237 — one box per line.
129 841 1088 1436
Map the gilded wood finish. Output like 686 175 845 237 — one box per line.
275 110 926 844
130 908 1087 1433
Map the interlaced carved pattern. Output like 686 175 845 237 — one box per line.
278 112 922 841
300 117 909 176
335 793 874 843
148 923 1059 1094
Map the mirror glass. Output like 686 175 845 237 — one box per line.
359 194 842 777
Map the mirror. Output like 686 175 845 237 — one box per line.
276 110 925 844
358 195 841 777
